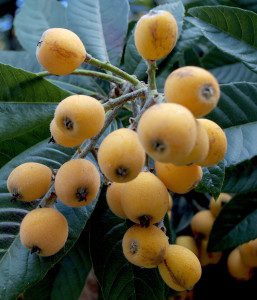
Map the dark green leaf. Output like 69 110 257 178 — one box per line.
208 193 257 251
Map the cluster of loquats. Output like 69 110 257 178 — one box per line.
6 8 228 291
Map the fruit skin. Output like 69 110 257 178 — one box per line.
158 245 202 291
137 103 197 164
209 193 232 218
134 10 178 60
54 95 105 141
176 236 198 257
122 225 169 268
20 208 68 256
239 239 257 267
164 66 220 118
191 210 215 238
36 28 86 75
50 119 83 147
227 248 253 281
198 239 222 266
7 162 52 202
155 162 202 194
55 159 100 207
121 172 169 226
98 128 145 183
198 119 227 167
106 183 126 219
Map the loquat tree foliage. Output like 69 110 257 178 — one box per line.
0 0 257 299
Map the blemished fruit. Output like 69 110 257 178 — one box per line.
50 119 83 147
191 210 215 238
198 239 222 267
121 172 169 226
137 103 197 164
239 239 257 267
158 245 202 291
134 10 178 61
122 225 169 268
7 162 52 202
106 182 126 218
227 248 253 281
197 119 227 167
176 236 198 257
209 193 232 218
155 162 202 194
54 95 105 141
55 159 100 207
164 66 220 118
98 128 145 183
36 28 86 75
20 208 68 256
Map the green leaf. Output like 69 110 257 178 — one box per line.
208 193 257 251
233 0 257 12
67 0 130 66
195 161 225 199
89 193 167 300
188 6 257 73
14 0 67 53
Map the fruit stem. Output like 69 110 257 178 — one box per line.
85 54 142 87
103 88 146 111
147 60 157 91
36 69 125 85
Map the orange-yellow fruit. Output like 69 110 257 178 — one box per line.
106 182 126 218
121 172 169 226
134 10 178 60
98 128 145 183
158 245 202 291
198 239 222 266
20 208 68 256
209 193 232 218
176 236 198 257
7 162 52 202
191 210 215 238
155 162 202 194
122 225 169 268
36 28 86 75
137 103 197 164
197 119 227 167
54 95 105 142
164 66 220 118
50 119 83 147
227 248 253 280
55 159 100 207
239 239 257 267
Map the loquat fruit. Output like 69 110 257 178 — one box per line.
209 193 232 218
134 10 178 61
36 28 86 75
122 225 169 268
176 236 198 257
191 210 215 238
106 182 126 219
164 66 220 118
98 128 145 183
239 239 257 267
137 103 197 164
55 159 100 207
121 172 169 226
155 162 202 194
197 119 227 167
7 162 52 202
227 248 253 281
20 207 68 256
158 245 202 291
54 95 105 142
198 238 222 266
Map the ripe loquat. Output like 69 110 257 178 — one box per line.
198 239 222 267
176 236 198 257
106 182 126 219
239 239 257 267
209 193 232 218
191 210 215 238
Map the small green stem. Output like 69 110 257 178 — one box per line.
147 60 157 91
36 69 125 85
103 88 146 111
85 54 142 87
